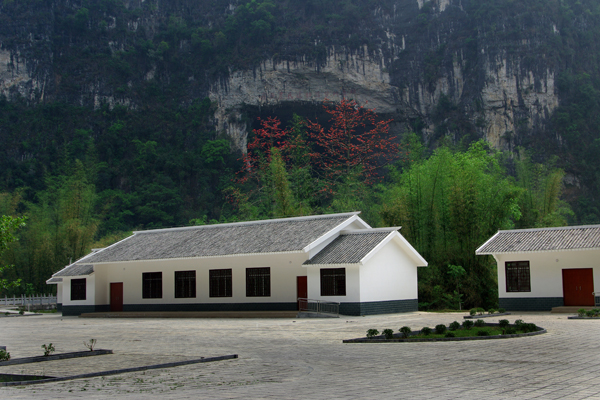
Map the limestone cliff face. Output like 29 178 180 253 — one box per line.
0 0 568 152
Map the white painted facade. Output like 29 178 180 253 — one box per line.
494 249 600 299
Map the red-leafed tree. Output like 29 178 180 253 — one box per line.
305 99 399 191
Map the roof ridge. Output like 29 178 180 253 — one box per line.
133 212 361 234
497 224 600 234
340 227 400 235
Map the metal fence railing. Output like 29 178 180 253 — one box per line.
0 294 57 308
593 292 600 307
298 298 340 317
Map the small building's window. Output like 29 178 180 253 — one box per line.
175 271 196 298
321 268 346 296
71 278 86 301
142 272 162 299
506 261 531 292
246 267 270 297
210 269 232 297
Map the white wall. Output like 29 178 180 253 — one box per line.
93 252 310 306
360 238 419 302
61 275 96 306
56 283 63 304
495 249 600 298
305 264 361 302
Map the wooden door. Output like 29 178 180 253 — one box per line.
297 276 307 311
562 269 594 306
110 282 123 312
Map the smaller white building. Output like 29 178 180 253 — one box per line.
47 212 427 316
476 225 600 311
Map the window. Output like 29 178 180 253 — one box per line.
142 272 162 299
321 268 346 296
506 261 531 292
246 267 270 297
175 271 196 298
71 278 86 301
210 269 232 297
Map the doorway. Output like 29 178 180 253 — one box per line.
297 276 307 311
562 268 594 306
110 282 123 312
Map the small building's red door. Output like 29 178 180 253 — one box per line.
562 269 594 306
297 276 307 311
110 282 123 312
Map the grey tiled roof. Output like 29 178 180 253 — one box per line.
53 264 94 277
81 213 358 263
476 225 600 254
46 277 63 284
303 231 392 265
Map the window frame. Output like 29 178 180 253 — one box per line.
142 272 163 299
174 270 196 298
246 267 270 297
70 278 87 301
505 261 531 292
320 268 346 296
210 269 232 298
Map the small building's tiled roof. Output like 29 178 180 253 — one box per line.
81 213 360 263
53 264 94 277
303 230 394 265
476 225 600 254
46 277 63 284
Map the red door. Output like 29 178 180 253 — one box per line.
110 282 123 312
562 269 594 306
297 276 307 311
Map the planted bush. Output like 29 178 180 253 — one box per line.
477 307 485 315
462 320 474 329
399 326 412 338
449 321 460 331
474 319 485 327
505 327 516 335
366 329 379 339
41 343 55 357
444 332 455 338
578 308 587 317
586 310 595 318
382 329 394 340
498 308 506 313
469 308 477 316
477 330 489 336
435 324 447 334
487 309 496 315
514 319 524 328
0 349 10 361
420 327 432 336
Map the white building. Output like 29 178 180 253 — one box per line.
476 225 600 311
47 212 427 316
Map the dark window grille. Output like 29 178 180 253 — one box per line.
246 267 270 297
175 270 196 298
71 278 86 301
506 261 531 292
142 272 162 299
321 268 346 296
210 269 232 297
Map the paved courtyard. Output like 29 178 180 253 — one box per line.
1 311 600 399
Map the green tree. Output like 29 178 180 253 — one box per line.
0 215 26 293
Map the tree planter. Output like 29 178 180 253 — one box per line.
0 349 113 366
568 316 600 319
343 323 545 343
464 312 511 319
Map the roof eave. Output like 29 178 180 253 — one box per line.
302 213 370 254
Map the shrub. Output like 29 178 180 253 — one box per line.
84 339 97 351
586 310 595 318
366 329 379 339
462 320 474 329
0 349 10 361
382 329 394 340
477 307 485 315
498 319 510 329
488 309 496 314
474 319 485 327
420 327 432 336
477 330 489 336
399 326 412 338
444 332 455 338
505 327 516 335
526 323 538 332
578 308 586 317
514 319 524 328
449 321 460 331
593 309 600 316
469 308 477 316
41 343 55 357
435 324 447 334
498 308 506 313
19 310 24 315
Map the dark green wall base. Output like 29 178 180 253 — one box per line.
499 297 564 311
339 299 418 316
62 302 297 316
